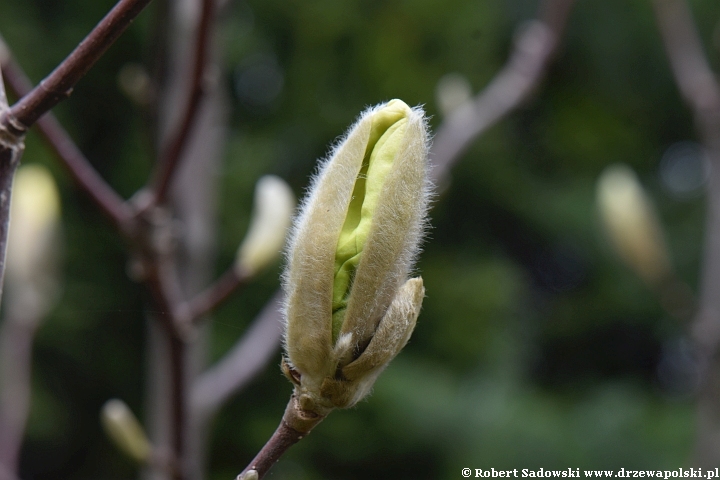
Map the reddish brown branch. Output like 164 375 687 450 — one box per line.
1 0 154 135
430 0 575 185
183 267 247 323
652 0 720 468
143 259 187 480
235 396 325 480
149 0 215 205
0 54 132 229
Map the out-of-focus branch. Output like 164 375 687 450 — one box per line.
0 316 37 475
430 0 575 185
0 45 133 229
149 0 215 206
190 291 284 420
652 0 720 468
181 267 248 325
0 85 22 307
0 0 154 135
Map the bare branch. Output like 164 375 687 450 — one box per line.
191 290 283 419
181 267 249 324
0 50 133 229
1 0 154 135
149 0 215 206
235 395 325 480
652 0 720 468
0 318 36 475
430 0 575 184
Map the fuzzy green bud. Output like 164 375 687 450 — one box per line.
282 99 430 415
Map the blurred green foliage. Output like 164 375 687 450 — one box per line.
1 0 718 478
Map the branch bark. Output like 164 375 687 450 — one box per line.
149 0 215 206
235 396 325 480
0 316 37 475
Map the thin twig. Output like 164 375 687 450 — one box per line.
0 318 37 475
430 0 575 185
143 259 187 480
182 267 248 324
0 51 133 229
235 395 325 480
149 0 215 206
0 0 154 135
652 0 720 467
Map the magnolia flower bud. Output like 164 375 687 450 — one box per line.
282 99 431 415
6 164 61 319
596 164 672 286
100 399 152 463
235 175 295 276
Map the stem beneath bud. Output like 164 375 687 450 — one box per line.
235 395 326 480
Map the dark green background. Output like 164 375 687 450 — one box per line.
0 0 714 478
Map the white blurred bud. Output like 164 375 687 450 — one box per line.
435 73 472 117
100 399 151 463
597 164 672 286
6 164 61 318
118 63 153 106
235 175 295 276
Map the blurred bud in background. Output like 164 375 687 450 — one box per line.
118 63 153 107
596 163 672 288
6 164 62 320
100 399 151 464
235 175 295 276
435 72 472 117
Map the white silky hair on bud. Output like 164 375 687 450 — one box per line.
282 99 432 412
236 175 295 275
